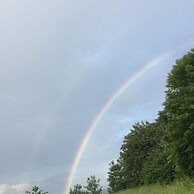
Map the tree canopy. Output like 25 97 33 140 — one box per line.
26 186 48 194
70 175 103 194
164 49 194 176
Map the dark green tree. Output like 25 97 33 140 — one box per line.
163 49 194 176
120 122 163 188
25 186 48 194
70 184 86 194
84 175 103 194
107 159 125 193
141 149 176 185
139 110 176 185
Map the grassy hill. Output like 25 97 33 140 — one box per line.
116 180 194 194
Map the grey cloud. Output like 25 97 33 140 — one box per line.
0 0 194 193
0 183 31 194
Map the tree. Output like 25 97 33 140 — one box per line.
120 122 163 188
163 49 194 176
84 175 103 194
70 184 86 194
138 110 176 185
141 149 176 185
107 159 125 193
26 186 48 194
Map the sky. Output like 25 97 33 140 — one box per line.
0 0 194 194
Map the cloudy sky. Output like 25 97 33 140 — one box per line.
1 0 194 193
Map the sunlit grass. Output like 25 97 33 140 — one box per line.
116 180 194 194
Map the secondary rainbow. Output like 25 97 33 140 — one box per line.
63 52 173 194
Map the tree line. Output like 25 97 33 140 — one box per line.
70 175 103 194
25 176 103 194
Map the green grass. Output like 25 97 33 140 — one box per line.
116 180 194 194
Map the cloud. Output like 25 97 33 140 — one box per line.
0 0 194 192
0 183 31 194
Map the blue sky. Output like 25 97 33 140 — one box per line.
0 0 194 193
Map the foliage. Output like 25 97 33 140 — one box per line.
70 176 102 194
70 184 86 194
141 149 176 185
84 175 103 194
107 159 125 193
164 49 194 176
119 122 163 188
25 186 48 194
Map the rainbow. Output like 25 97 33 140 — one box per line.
63 51 174 194
61 39 194 194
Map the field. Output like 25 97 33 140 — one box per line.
116 180 194 194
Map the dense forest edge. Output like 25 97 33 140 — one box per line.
26 49 194 194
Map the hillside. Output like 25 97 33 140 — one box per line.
116 180 194 194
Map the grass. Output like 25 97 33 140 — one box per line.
116 180 194 194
